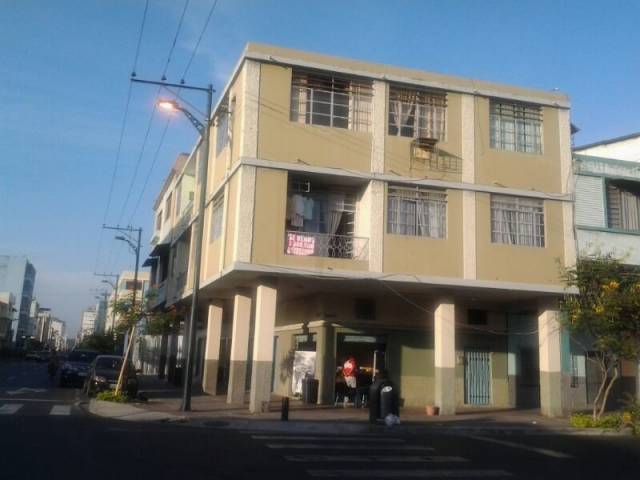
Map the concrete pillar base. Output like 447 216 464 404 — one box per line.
249 360 273 413
540 371 564 417
202 359 219 395
227 360 248 405
435 367 456 415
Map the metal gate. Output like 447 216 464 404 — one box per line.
465 350 491 405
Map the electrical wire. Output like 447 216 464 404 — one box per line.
181 0 220 81
161 0 191 81
131 0 150 76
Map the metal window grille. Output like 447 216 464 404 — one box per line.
387 186 447 238
290 70 372 132
491 194 545 247
210 195 224 242
215 96 230 157
490 101 542 154
388 86 447 141
607 181 640 231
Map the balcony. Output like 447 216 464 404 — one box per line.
147 281 166 309
173 200 194 240
284 231 368 261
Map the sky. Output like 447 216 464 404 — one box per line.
1 0 638 337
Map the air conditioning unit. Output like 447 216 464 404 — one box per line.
411 137 439 162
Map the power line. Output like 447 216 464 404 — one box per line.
161 0 191 81
181 0 220 81
131 0 150 77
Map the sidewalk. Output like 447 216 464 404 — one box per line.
85 375 630 436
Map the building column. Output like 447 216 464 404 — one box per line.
434 300 456 415
227 291 252 405
315 323 335 405
202 302 224 395
538 307 564 417
249 282 278 413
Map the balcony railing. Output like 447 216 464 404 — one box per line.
284 231 369 261
174 200 194 238
147 281 166 309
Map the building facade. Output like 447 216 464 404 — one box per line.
146 43 577 416
0 292 16 349
104 271 150 333
573 133 640 403
79 307 97 340
0 256 36 347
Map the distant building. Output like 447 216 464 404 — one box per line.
94 298 107 335
49 318 66 351
35 307 52 343
0 292 16 349
28 298 39 338
80 306 97 340
105 271 150 332
0 256 36 346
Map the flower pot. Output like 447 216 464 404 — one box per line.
425 405 440 416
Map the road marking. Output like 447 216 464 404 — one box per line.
252 435 405 443
307 469 512 478
0 404 23 415
266 444 434 451
6 387 46 395
464 435 572 459
0 398 56 403
49 405 71 416
285 455 468 463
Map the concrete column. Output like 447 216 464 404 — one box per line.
538 307 564 417
227 291 252 405
315 323 335 405
249 283 278 413
434 300 456 415
370 80 387 174
202 302 223 395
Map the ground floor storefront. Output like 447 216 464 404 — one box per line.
149 273 639 417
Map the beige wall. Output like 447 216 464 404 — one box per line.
223 174 239 269
475 193 565 285
257 64 372 172
474 98 562 192
384 189 463 278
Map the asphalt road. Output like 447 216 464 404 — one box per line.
1 359 639 479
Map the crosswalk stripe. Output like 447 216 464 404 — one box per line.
0 404 23 415
307 469 513 478
49 405 71 416
285 455 468 463
252 435 405 443
266 444 434 451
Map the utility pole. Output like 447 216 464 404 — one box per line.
103 225 142 395
132 77 213 411
95 273 120 333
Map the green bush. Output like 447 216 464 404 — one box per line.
570 412 623 429
96 390 129 403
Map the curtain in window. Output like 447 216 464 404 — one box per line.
500 209 517 245
620 190 640 230
327 192 345 234
417 200 443 237
390 91 416 135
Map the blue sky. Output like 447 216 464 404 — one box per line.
1 0 638 336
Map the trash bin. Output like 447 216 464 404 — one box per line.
369 377 398 423
302 376 319 404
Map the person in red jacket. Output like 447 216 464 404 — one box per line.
342 356 358 392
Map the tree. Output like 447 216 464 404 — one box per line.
110 290 179 396
560 253 640 419
78 332 117 354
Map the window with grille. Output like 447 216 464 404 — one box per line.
215 96 231 156
606 180 640 231
290 70 372 132
491 194 545 247
210 195 224 242
490 100 542 154
165 193 172 221
388 86 446 140
387 186 447 238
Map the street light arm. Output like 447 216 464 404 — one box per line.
176 106 205 133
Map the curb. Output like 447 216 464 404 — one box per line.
85 399 185 423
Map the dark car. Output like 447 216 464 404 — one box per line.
59 350 99 387
82 355 138 397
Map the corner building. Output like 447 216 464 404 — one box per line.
146 44 575 416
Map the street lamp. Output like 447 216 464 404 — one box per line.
152 85 213 412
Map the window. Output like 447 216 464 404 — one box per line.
490 100 542 154
467 309 488 325
155 212 162 231
387 186 446 238
209 195 224 242
124 280 143 291
607 180 640 231
215 98 230 156
165 193 172 221
491 194 545 247
388 86 446 140
175 178 182 216
290 70 372 132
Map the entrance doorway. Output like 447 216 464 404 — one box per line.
464 349 491 405
335 334 386 402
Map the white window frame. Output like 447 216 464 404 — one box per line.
388 86 447 141
290 70 372 133
387 186 447 239
209 195 224 242
491 194 545 247
490 100 543 154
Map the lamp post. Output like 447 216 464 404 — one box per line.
133 77 213 411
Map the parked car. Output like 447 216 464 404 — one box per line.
59 350 99 387
82 355 139 398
